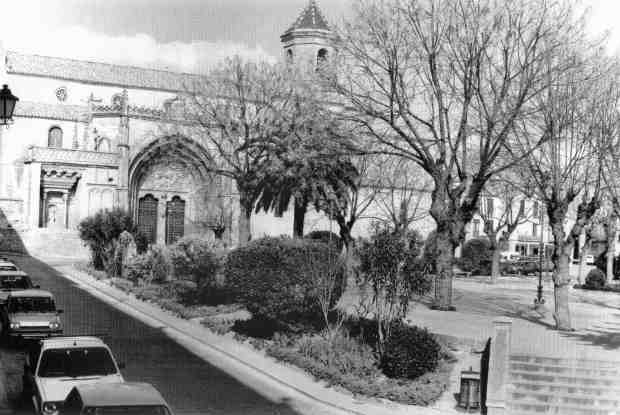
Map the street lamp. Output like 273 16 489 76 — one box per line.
535 203 545 308
0 84 19 126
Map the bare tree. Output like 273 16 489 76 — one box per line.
514 52 615 330
478 178 532 283
369 156 432 235
184 57 321 246
332 0 582 309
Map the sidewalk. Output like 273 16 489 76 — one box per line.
52 263 465 415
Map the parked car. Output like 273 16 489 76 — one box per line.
62 382 174 415
22 336 125 415
1 289 63 343
500 251 521 263
585 254 595 265
0 271 37 303
0 260 19 272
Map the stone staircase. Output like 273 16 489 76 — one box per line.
506 354 620 415
18 228 90 260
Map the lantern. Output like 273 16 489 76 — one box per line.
458 367 481 411
0 84 19 126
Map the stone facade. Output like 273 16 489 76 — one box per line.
0 1 436 250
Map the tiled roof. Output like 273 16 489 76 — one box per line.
6 51 203 93
14 101 86 121
284 0 331 34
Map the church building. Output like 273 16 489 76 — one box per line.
0 1 340 255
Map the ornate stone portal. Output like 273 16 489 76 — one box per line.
40 167 82 229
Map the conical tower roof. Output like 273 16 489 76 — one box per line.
283 0 331 34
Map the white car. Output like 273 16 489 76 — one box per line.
585 254 595 265
500 252 521 263
22 336 125 415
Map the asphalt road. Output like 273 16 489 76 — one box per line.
1 255 301 415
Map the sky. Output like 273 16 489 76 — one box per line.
0 0 617 74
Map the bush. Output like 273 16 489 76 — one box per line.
123 245 172 284
78 208 138 270
169 237 221 288
304 230 343 251
169 279 198 305
585 268 606 290
148 245 172 284
225 237 345 327
595 252 620 278
380 321 441 380
263 330 451 406
460 238 492 275
232 316 286 339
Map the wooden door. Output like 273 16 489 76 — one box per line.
165 196 185 245
138 194 158 244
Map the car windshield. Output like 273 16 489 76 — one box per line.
37 347 118 378
0 265 18 271
84 406 171 415
8 297 55 313
0 275 32 290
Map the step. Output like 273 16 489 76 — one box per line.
510 370 620 387
511 391 620 408
510 362 620 378
512 380 620 397
508 400 620 415
511 354 620 369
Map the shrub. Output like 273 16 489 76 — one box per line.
263 330 451 406
169 237 220 288
304 230 343 251
460 238 492 275
78 208 138 270
595 252 620 277
122 245 172 284
148 245 172 284
380 322 441 380
232 316 286 339
585 268 606 290
356 227 429 354
225 237 345 326
170 279 199 305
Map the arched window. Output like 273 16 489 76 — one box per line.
95 137 111 152
48 127 63 148
317 48 328 67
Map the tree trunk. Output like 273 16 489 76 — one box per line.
549 213 573 331
606 213 617 284
433 229 457 310
237 200 252 247
577 248 587 286
491 245 501 284
293 196 308 239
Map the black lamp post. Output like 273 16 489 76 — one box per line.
0 84 19 126
534 204 545 308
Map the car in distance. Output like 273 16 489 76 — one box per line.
1 289 63 342
22 336 125 415
0 270 37 303
0 260 19 271
63 382 174 415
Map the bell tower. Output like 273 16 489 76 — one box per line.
280 0 335 69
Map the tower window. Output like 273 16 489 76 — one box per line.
287 49 294 63
48 127 63 148
317 48 328 67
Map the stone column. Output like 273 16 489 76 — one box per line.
62 192 69 229
41 191 48 228
486 318 512 415
116 89 130 211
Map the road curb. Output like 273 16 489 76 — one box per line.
56 269 371 415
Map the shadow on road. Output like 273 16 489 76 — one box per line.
1 253 305 415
